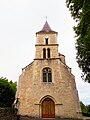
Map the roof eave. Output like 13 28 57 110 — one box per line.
36 31 58 34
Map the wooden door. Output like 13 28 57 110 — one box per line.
42 98 55 118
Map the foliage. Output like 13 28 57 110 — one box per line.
66 0 90 83
80 102 90 117
87 105 90 112
0 77 17 107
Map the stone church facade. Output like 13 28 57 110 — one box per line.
16 21 81 119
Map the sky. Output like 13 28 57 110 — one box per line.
0 0 90 105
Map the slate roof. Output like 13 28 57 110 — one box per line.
36 21 57 34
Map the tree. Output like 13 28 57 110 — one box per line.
86 105 90 113
80 101 87 114
0 77 17 107
80 102 90 117
66 0 90 83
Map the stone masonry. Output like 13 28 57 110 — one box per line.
15 21 82 119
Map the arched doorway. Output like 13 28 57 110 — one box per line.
42 98 55 118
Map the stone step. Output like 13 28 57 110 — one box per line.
19 116 83 120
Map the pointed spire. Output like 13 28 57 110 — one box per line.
41 21 52 32
36 21 57 34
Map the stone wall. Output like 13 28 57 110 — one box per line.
0 108 83 120
0 108 17 120
16 58 81 118
18 115 83 120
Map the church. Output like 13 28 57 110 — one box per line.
16 21 81 119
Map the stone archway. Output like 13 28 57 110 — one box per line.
41 98 55 118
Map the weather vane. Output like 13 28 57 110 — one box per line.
45 16 48 21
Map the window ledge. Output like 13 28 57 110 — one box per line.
42 82 54 85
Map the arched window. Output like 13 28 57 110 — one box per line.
43 68 52 82
43 48 46 59
45 37 48 45
47 48 50 58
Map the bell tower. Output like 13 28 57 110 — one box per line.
35 21 59 59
